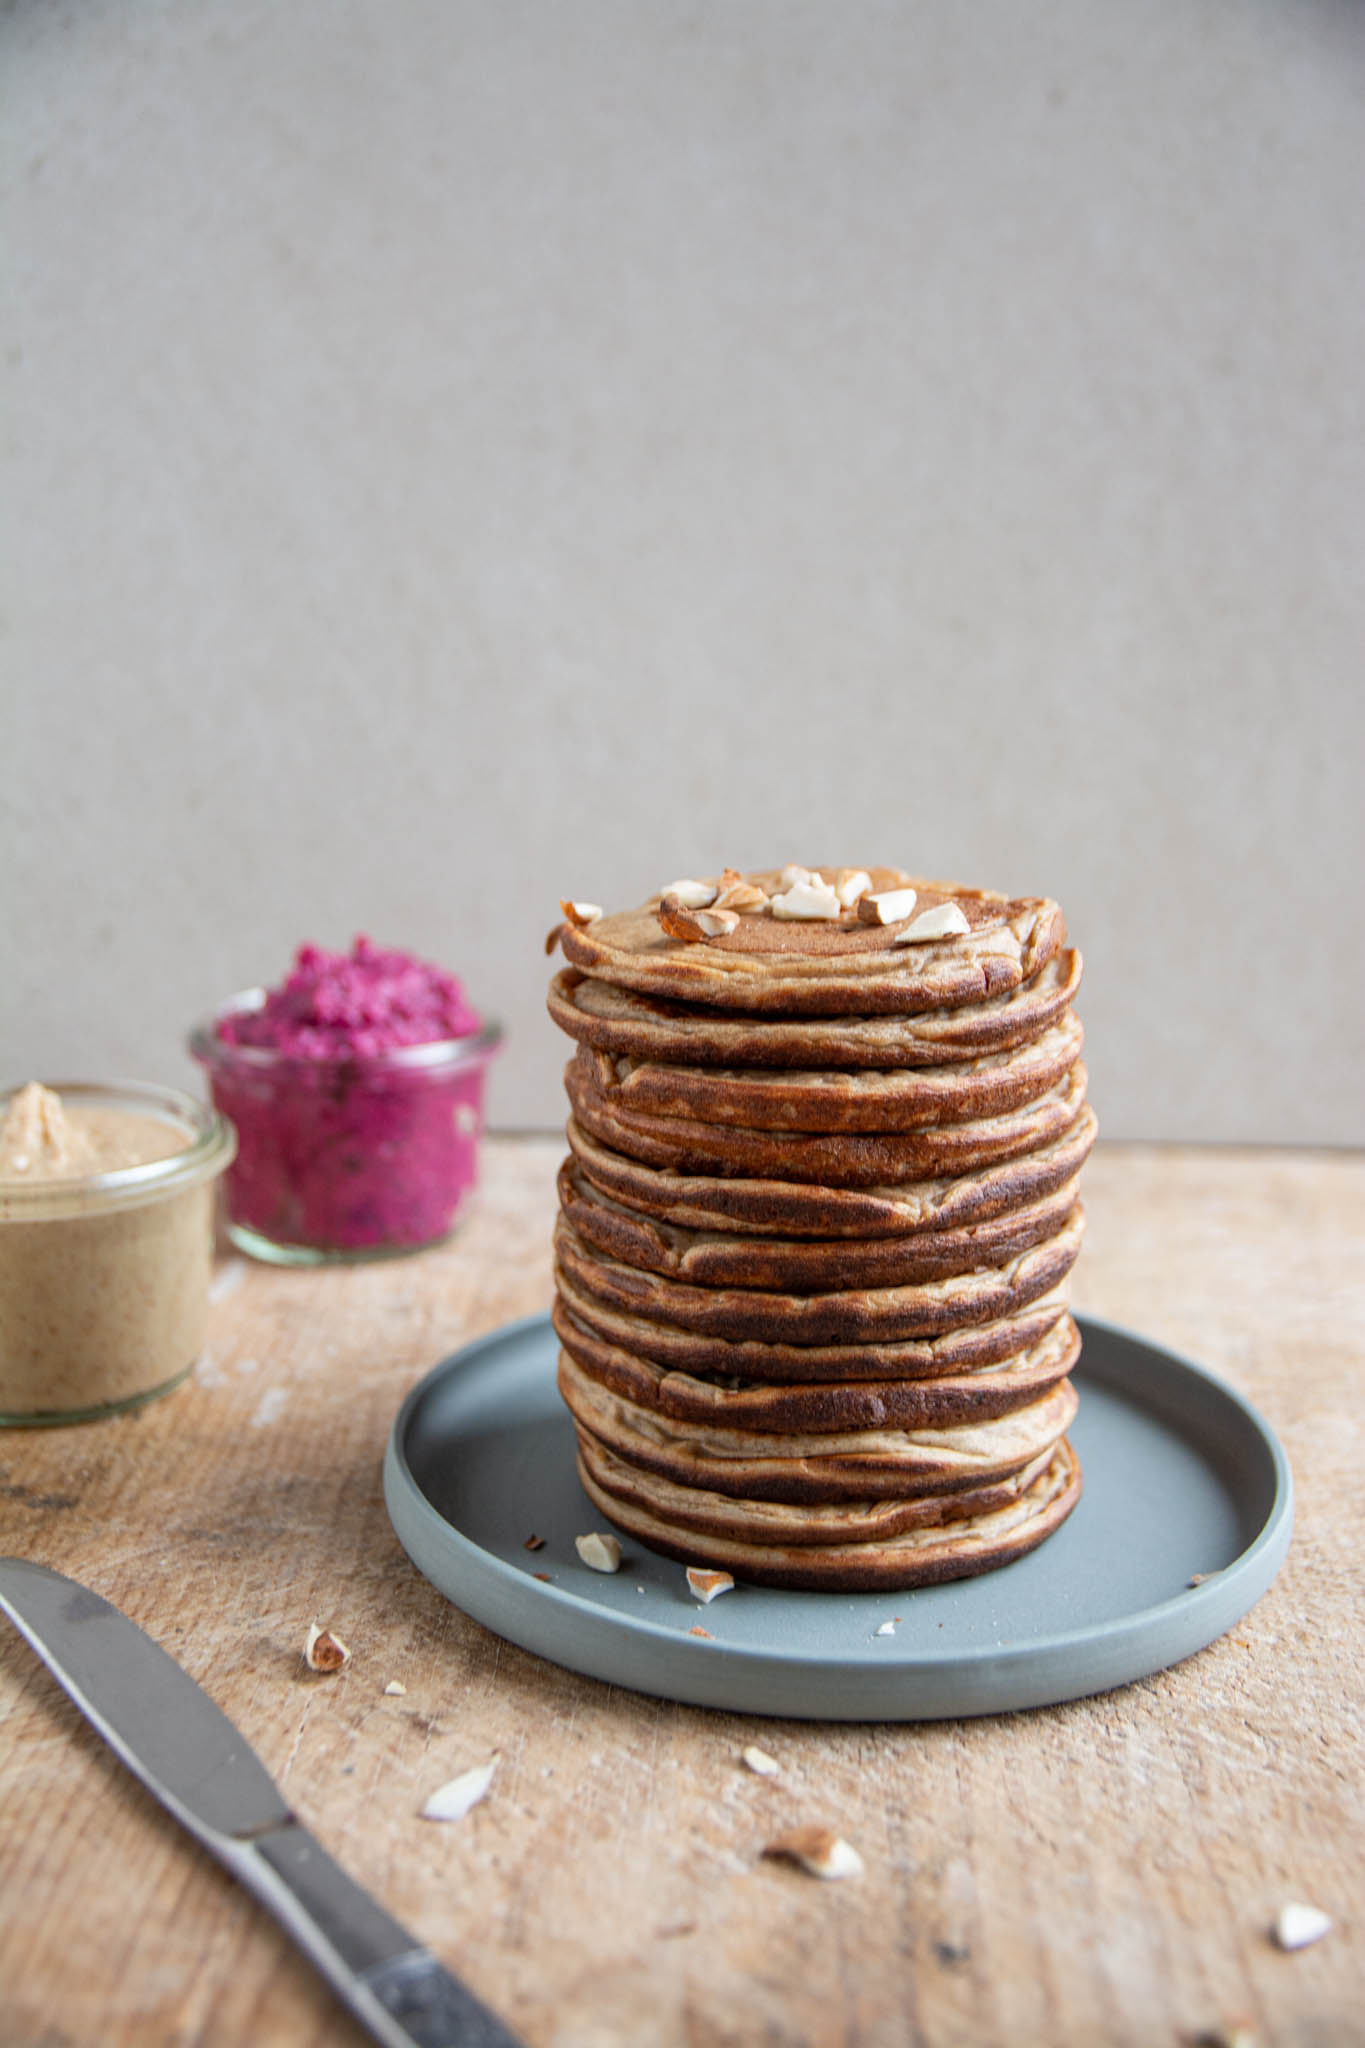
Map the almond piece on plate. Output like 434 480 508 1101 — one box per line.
685 1566 735 1604
857 886 918 925
560 900 604 929
834 869 873 910
575 1531 623 1573
891 902 971 945
763 1826 864 1880
303 1623 350 1673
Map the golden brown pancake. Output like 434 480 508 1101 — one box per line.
554 1260 1073 1383
554 1299 1082 1433
576 1428 1063 1546
558 1347 1078 1499
574 1433 1082 1589
565 1103 1099 1240
557 1155 1083 1290
558 870 1065 1017
547 947 1083 1070
566 1055 1090 1185
570 1008 1083 1134
554 1207 1084 1347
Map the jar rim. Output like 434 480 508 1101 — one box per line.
0 1079 237 1221
189 991 504 1076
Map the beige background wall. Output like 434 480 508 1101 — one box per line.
4 0 1363 1142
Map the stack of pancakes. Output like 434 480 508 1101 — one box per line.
546 867 1095 1592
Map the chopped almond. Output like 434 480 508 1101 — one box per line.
304 1623 350 1673
763 1827 864 1880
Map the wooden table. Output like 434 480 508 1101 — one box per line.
1 1139 1359 2048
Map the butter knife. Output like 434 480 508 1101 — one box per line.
0 1556 526 2048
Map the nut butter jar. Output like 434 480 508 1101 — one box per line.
0 1080 236 1426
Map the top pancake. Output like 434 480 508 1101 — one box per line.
557 869 1066 1017
548 948 1083 1070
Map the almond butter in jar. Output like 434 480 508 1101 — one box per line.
0 1081 236 1426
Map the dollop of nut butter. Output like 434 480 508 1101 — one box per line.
0 1081 235 1425
0 1082 185 1180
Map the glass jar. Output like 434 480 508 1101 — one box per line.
190 995 503 1264
0 1080 236 1426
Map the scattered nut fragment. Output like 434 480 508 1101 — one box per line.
771 876 842 920
304 1623 350 1673
532 1571 552 1583
560 900 603 929
857 886 918 925
714 879 769 912
763 1827 865 1880
779 864 816 889
742 1745 781 1777
891 902 971 945
834 869 873 910
658 893 741 942
875 1620 898 1637
575 1531 623 1573
383 1679 407 1696
663 878 720 909
688 1624 714 1639
421 1759 496 1822
686 1566 735 1604
523 1534 546 1552
1272 1902 1333 1951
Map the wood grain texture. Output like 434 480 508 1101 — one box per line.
1 1138 1360 2048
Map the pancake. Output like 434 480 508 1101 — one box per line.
554 1298 1082 1433
554 1261 1073 1382
554 1207 1084 1347
575 1434 1082 1590
557 870 1065 1017
576 1428 1062 1546
567 1054 1090 1185
570 1007 1083 1133
558 1346 1078 1499
547 947 1084 1070
566 1103 1099 1240
547 861 1092 1590
557 1155 1083 1291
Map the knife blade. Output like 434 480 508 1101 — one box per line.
0 1557 526 2048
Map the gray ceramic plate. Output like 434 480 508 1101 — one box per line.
383 1312 1292 1721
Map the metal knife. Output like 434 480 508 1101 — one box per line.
0 1557 526 2048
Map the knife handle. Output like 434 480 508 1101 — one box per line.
230 1818 526 2048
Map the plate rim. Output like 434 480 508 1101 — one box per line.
383 1310 1293 1718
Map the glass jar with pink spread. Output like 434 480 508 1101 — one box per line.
190 938 502 1264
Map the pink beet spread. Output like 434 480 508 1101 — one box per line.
198 940 496 1255
219 936 481 1058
